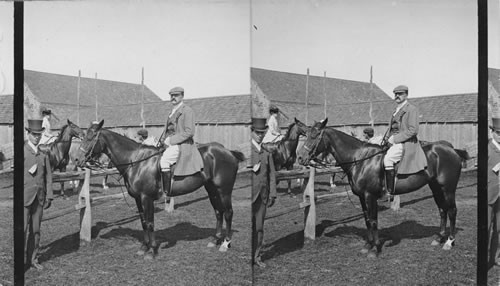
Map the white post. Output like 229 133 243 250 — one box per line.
79 168 92 243
303 167 316 241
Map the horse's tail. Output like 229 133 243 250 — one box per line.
454 148 470 161
230 150 245 162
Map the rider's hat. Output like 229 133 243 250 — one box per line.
137 129 148 137
169 86 184 96
269 105 279 113
393 85 409 94
41 107 52 116
491 118 500 131
25 119 45 134
251 117 268 132
363 127 374 137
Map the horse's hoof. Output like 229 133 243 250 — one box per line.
254 259 266 268
103 185 109 190
207 241 217 248
367 250 378 259
360 243 372 254
137 245 148 256
219 239 231 252
431 239 440 246
144 252 155 260
442 238 455 251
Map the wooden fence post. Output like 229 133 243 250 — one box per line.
302 167 316 241
79 168 92 243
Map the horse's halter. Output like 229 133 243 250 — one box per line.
303 128 325 160
79 129 102 164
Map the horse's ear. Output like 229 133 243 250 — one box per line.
320 118 328 128
67 119 72 125
98 119 104 129
294 117 299 123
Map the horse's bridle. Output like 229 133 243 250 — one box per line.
303 128 325 159
79 130 102 164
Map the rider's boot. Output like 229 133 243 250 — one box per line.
162 170 172 196
385 169 396 195
379 169 396 201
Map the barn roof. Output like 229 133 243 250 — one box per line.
0 95 13 124
251 67 392 105
490 67 500 95
24 70 162 106
278 93 477 126
48 94 251 129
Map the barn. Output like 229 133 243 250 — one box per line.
0 95 13 170
251 67 478 150
22 70 252 159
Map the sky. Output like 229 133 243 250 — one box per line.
0 1 499 99
21 0 250 100
252 0 484 98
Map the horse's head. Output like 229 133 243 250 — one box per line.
297 118 328 166
74 119 105 168
66 119 85 140
294 118 309 136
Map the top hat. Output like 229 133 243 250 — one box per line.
137 129 148 137
251 118 268 132
363 127 374 136
169 86 184 95
491 118 500 131
25 119 45 134
393 85 409 94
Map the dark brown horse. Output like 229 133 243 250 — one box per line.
74 120 245 259
38 120 85 197
262 118 309 193
297 118 468 257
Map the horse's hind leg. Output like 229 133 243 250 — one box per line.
220 194 233 252
135 197 150 256
429 181 448 245
205 182 224 248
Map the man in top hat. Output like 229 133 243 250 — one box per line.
39 107 56 145
382 85 427 197
251 117 277 268
262 105 283 143
488 117 500 269
158 87 204 195
362 127 383 145
137 128 157 146
24 119 53 270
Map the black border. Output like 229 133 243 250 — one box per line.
13 2 24 285
14 1 24 285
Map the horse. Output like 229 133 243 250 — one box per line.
261 118 309 194
38 119 85 198
296 118 469 258
74 120 245 259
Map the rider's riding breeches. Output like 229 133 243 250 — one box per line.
384 143 403 169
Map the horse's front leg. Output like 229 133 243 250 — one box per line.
135 197 150 256
443 206 457 250
366 193 381 258
142 195 158 259
359 195 374 254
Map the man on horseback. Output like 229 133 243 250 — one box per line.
251 117 277 267
382 85 427 196
262 105 283 143
158 87 204 195
24 119 53 270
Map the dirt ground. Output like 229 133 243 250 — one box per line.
0 171 252 285
0 169 497 285
254 170 491 286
